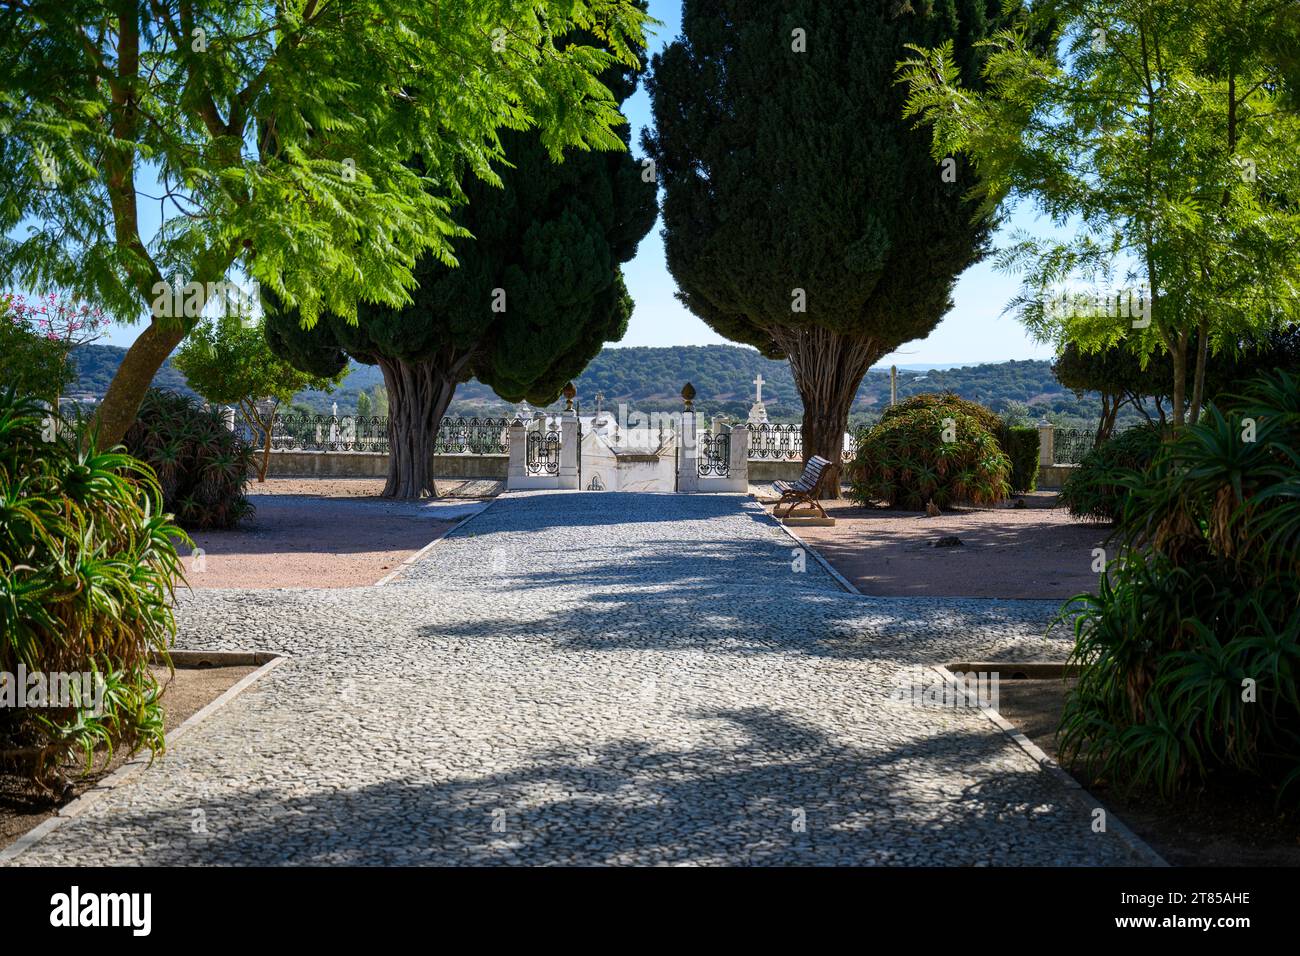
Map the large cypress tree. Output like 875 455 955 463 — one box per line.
644 0 1032 493
266 58 656 499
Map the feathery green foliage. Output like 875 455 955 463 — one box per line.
174 316 343 479
265 24 656 497
0 0 651 444
899 0 1300 427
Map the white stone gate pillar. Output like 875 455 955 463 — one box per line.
507 420 527 488
558 412 579 490
677 411 699 493
1038 418 1054 469
728 423 749 490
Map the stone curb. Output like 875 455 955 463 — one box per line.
932 663 1168 868
763 506 861 594
0 653 286 865
374 499 496 587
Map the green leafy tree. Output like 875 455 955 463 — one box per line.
643 0 1038 494
371 385 389 419
173 315 343 480
356 389 372 420
899 0 1300 429
0 294 75 404
266 44 656 498
0 0 649 447
1054 325 1300 439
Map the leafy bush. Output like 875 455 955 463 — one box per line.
0 295 75 403
0 389 186 787
1001 424 1040 495
848 397 1011 509
1058 370 1300 801
1057 423 1163 522
882 392 1005 437
122 389 254 530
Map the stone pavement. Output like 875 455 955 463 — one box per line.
10 492 1148 865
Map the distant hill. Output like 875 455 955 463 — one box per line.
68 342 1115 425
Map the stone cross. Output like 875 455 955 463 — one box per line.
595 392 604 416
753 374 765 404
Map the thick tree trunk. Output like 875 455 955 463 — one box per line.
90 320 187 447
772 326 880 498
378 357 457 499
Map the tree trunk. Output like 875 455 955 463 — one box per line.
378 357 457 499
772 326 880 498
1189 319 1209 426
90 320 187 447
1170 330 1188 428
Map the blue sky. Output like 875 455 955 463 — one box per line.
89 0 1056 367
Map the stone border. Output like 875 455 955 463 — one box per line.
771 507 1166 866
762 505 861 594
374 498 497 587
0 652 286 865
932 663 1168 867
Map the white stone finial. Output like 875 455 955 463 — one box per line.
753 373 765 404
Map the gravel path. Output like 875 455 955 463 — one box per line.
9 492 1146 866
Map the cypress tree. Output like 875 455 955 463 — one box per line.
643 0 1033 493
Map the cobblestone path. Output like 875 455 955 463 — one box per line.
11 492 1150 865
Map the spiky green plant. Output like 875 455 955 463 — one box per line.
1058 370 1300 801
122 390 254 530
0 389 187 788
1057 423 1164 523
848 396 1011 509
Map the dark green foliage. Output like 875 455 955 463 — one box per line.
1001 425 1040 495
1058 370 1300 801
883 392 1006 438
848 398 1011 509
0 389 185 787
1058 424 1163 523
1053 326 1300 425
643 0 1027 354
643 0 1039 484
122 390 254 530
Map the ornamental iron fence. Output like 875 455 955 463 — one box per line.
1053 427 1096 465
745 423 855 462
525 426 561 475
697 432 731 477
235 413 515 455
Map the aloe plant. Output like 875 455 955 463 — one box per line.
847 394 1011 509
122 390 254 530
0 389 188 788
1058 370 1300 802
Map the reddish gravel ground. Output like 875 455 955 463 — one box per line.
771 491 1109 601
181 479 488 589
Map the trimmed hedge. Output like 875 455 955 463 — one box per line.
1001 425 1040 495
